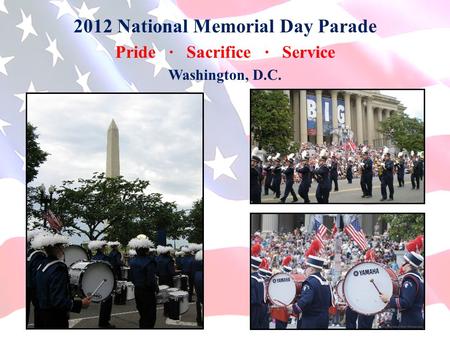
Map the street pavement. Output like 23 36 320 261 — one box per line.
261 177 424 203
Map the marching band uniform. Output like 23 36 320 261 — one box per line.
346 162 353 184
418 156 424 181
156 246 176 287
330 157 339 191
386 252 424 328
297 160 311 203
193 250 204 326
292 256 332 329
185 245 197 302
314 161 331 204
380 153 394 201
108 242 123 280
411 156 420 190
271 159 282 199
395 154 405 187
33 233 90 328
250 255 266 329
263 159 273 195
360 154 373 198
90 240 114 328
280 159 298 203
250 156 262 203
128 236 159 328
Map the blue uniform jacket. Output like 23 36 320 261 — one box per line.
156 254 176 277
293 272 332 329
192 259 203 300
250 272 266 329
181 255 194 275
129 255 158 291
92 251 110 262
388 270 424 328
27 249 47 289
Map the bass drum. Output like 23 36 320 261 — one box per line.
69 261 115 303
63 245 88 267
343 262 395 316
267 273 300 324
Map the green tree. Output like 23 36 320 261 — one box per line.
26 123 49 183
185 198 203 243
378 112 424 151
378 214 424 242
251 90 297 154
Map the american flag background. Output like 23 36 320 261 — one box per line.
1 0 449 335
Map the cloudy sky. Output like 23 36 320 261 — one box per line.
380 89 424 120
28 93 202 210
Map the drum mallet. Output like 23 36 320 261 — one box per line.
89 279 107 297
369 279 382 295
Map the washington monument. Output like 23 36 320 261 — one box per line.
106 119 120 177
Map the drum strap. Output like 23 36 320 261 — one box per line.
27 250 46 262
309 274 329 286
42 260 63 272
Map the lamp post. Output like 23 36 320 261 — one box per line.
38 183 56 228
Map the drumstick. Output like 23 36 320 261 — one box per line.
89 279 107 297
369 279 382 295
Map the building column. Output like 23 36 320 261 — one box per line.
316 89 323 145
344 92 351 129
386 109 391 119
356 95 363 145
331 90 339 144
366 98 374 146
300 90 308 144
261 214 279 233
377 107 383 141
292 90 300 143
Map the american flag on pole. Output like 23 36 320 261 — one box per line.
344 215 368 251
312 214 327 245
43 210 63 232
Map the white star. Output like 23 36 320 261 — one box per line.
75 2 99 20
205 147 238 180
15 151 25 170
148 0 185 24
0 55 14 76
0 0 8 14
125 0 131 8
186 80 211 102
145 43 171 77
92 36 113 62
14 81 36 113
50 0 77 19
128 82 138 92
75 65 91 92
106 31 134 48
0 118 11 136
16 9 37 42
45 33 64 67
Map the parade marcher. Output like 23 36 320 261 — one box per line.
156 245 176 287
275 256 293 329
280 157 298 203
34 233 91 328
380 252 424 328
346 159 353 184
175 250 184 271
271 157 282 199
128 235 159 328
26 229 48 327
395 152 405 187
250 156 262 204
330 155 339 191
193 249 204 327
410 152 420 190
297 155 311 203
360 149 373 198
186 244 201 302
90 240 114 328
418 152 424 181
314 150 331 204
250 244 266 329
263 156 274 195
380 152 395 201
290 255 332 329
108 241 123 280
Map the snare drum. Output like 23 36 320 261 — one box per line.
157 285 170 304
343 262 396 315
173 274 189 291
167 290 189 320
63 245 88 267
69 261 115 303
121 266 130 280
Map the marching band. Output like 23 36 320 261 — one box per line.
26 229 203 329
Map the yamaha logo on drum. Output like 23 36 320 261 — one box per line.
272 277 291 284
353 268 380 277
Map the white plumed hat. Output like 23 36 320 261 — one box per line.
195 250 203 261
108 241 121 247
128 237 154 249
31 233 69 249
88 240 107 251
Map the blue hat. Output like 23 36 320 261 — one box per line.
251 256 262 269
305 255 326 269
404 251 424 268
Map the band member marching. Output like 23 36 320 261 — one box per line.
280 156 298 203
289 255 332 329
360 148 373 198
330 155 339 191
380 151 395 201
250 155 262 203
263 156 274 196
395 152 405 187
250 244 267 329
271 156 282 199
380 251 424 328
346 158 353 184
296 152 311 203
314 150 331 204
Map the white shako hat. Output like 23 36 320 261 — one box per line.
305 255 326 270
27 228 48 242
188 243 202 252
195 250 203 261
156 245 171 254
88 240 107 251
128 237 154 249
31 232 69 250
404 251 424 268
107 241 121 247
